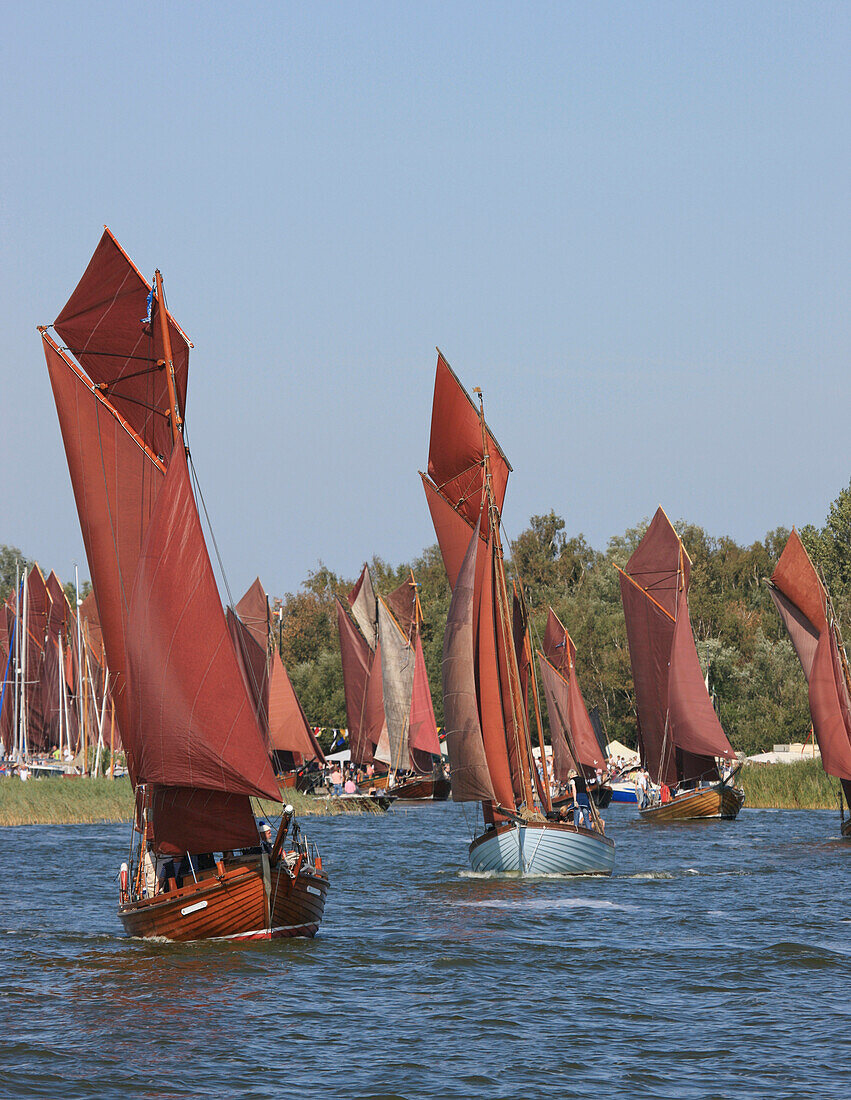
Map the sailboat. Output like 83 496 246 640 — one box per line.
337 566 448 800
617 507 744 822
423 351 615 874
767 530 851 838
228 577 325 784
41 228 328 940
538 608 612 810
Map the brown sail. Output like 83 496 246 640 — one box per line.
126 443 280 810
442 519 495 802
336 597 383 764
268 650 325 763
769 531 851 786
54 227 191 460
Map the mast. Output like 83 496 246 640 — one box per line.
475 389 535 811
75 565 83 766
154 270 183 447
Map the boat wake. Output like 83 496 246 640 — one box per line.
455 898 637 912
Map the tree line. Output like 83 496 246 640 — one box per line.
278 481 851 757
7 479 849 757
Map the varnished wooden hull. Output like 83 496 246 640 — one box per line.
469 820 615 875
841 817 851 838
358 774 450 800
393 775 451 801
639 783 745 823
118 857 329 942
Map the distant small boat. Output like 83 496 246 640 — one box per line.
609 780 638 804
423 352 614 875
766 530 851 839
617 508 744 823
338 565 445 800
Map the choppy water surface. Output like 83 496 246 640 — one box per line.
1 804 848 1099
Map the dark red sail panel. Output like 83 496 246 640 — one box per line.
235 577 269 650
770 529 827 636
46 572 70 638
337 598 382 764
227 608 270 741
667 587 735 764
475 533 518 809
442 519 495 803
538 656 577 783
619 573 677 785
149 786 261 857
387 575 418 638
566 648 605 771
808 628 851 780
54 228 191 460
422 477 484 592
409 633 440 756
624 507 689 619
768 586 819 681
79 592 104 658
543 608 575 676
268 650 324 762
126 445 279 800
44 337 165 777
426 352 511 526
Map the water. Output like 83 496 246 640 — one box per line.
0 804 848 1099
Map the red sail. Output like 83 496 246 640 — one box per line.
808 628 851 780
44 336 165 776
543 608 575 676
149 787 263 857
227 608 271 742
268 650 325 762
80 592 104 657
336 598 384 764
476 532 519 808
538 656 577 782
235 577 269 650
768 586 820 681
422 476 488 591
566 644 606 772
46 572 70 637
426 352 511 526
409 633 440 756
125 444 279 801
387 575 418 637
619 508 686 785
667 587 735 768
442 519 495 803
770 529 827 635
54 228 191 460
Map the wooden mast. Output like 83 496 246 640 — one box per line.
154 270 183 448
475 389 536 812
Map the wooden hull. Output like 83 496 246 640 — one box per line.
118 856 329 942
841 817 851 839
393 775 451 801
468 820 615 875
639 783 745 823
358 774 450 800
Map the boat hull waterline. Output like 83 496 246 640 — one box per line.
639 783 745 823
468 821 615 875
119 858 329 942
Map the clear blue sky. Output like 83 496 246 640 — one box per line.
2 2 849 597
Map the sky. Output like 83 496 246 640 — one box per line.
2 1 849 600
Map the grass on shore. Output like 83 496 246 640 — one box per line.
0 777 383 827
741 758 844 811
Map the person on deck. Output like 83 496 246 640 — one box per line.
259 822 274 854
568 770 590 828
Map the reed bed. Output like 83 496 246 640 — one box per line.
0 778 383 827
741 759 844 811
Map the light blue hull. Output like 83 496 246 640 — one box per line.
468 822 615 875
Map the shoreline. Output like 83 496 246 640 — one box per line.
0 777 384 827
